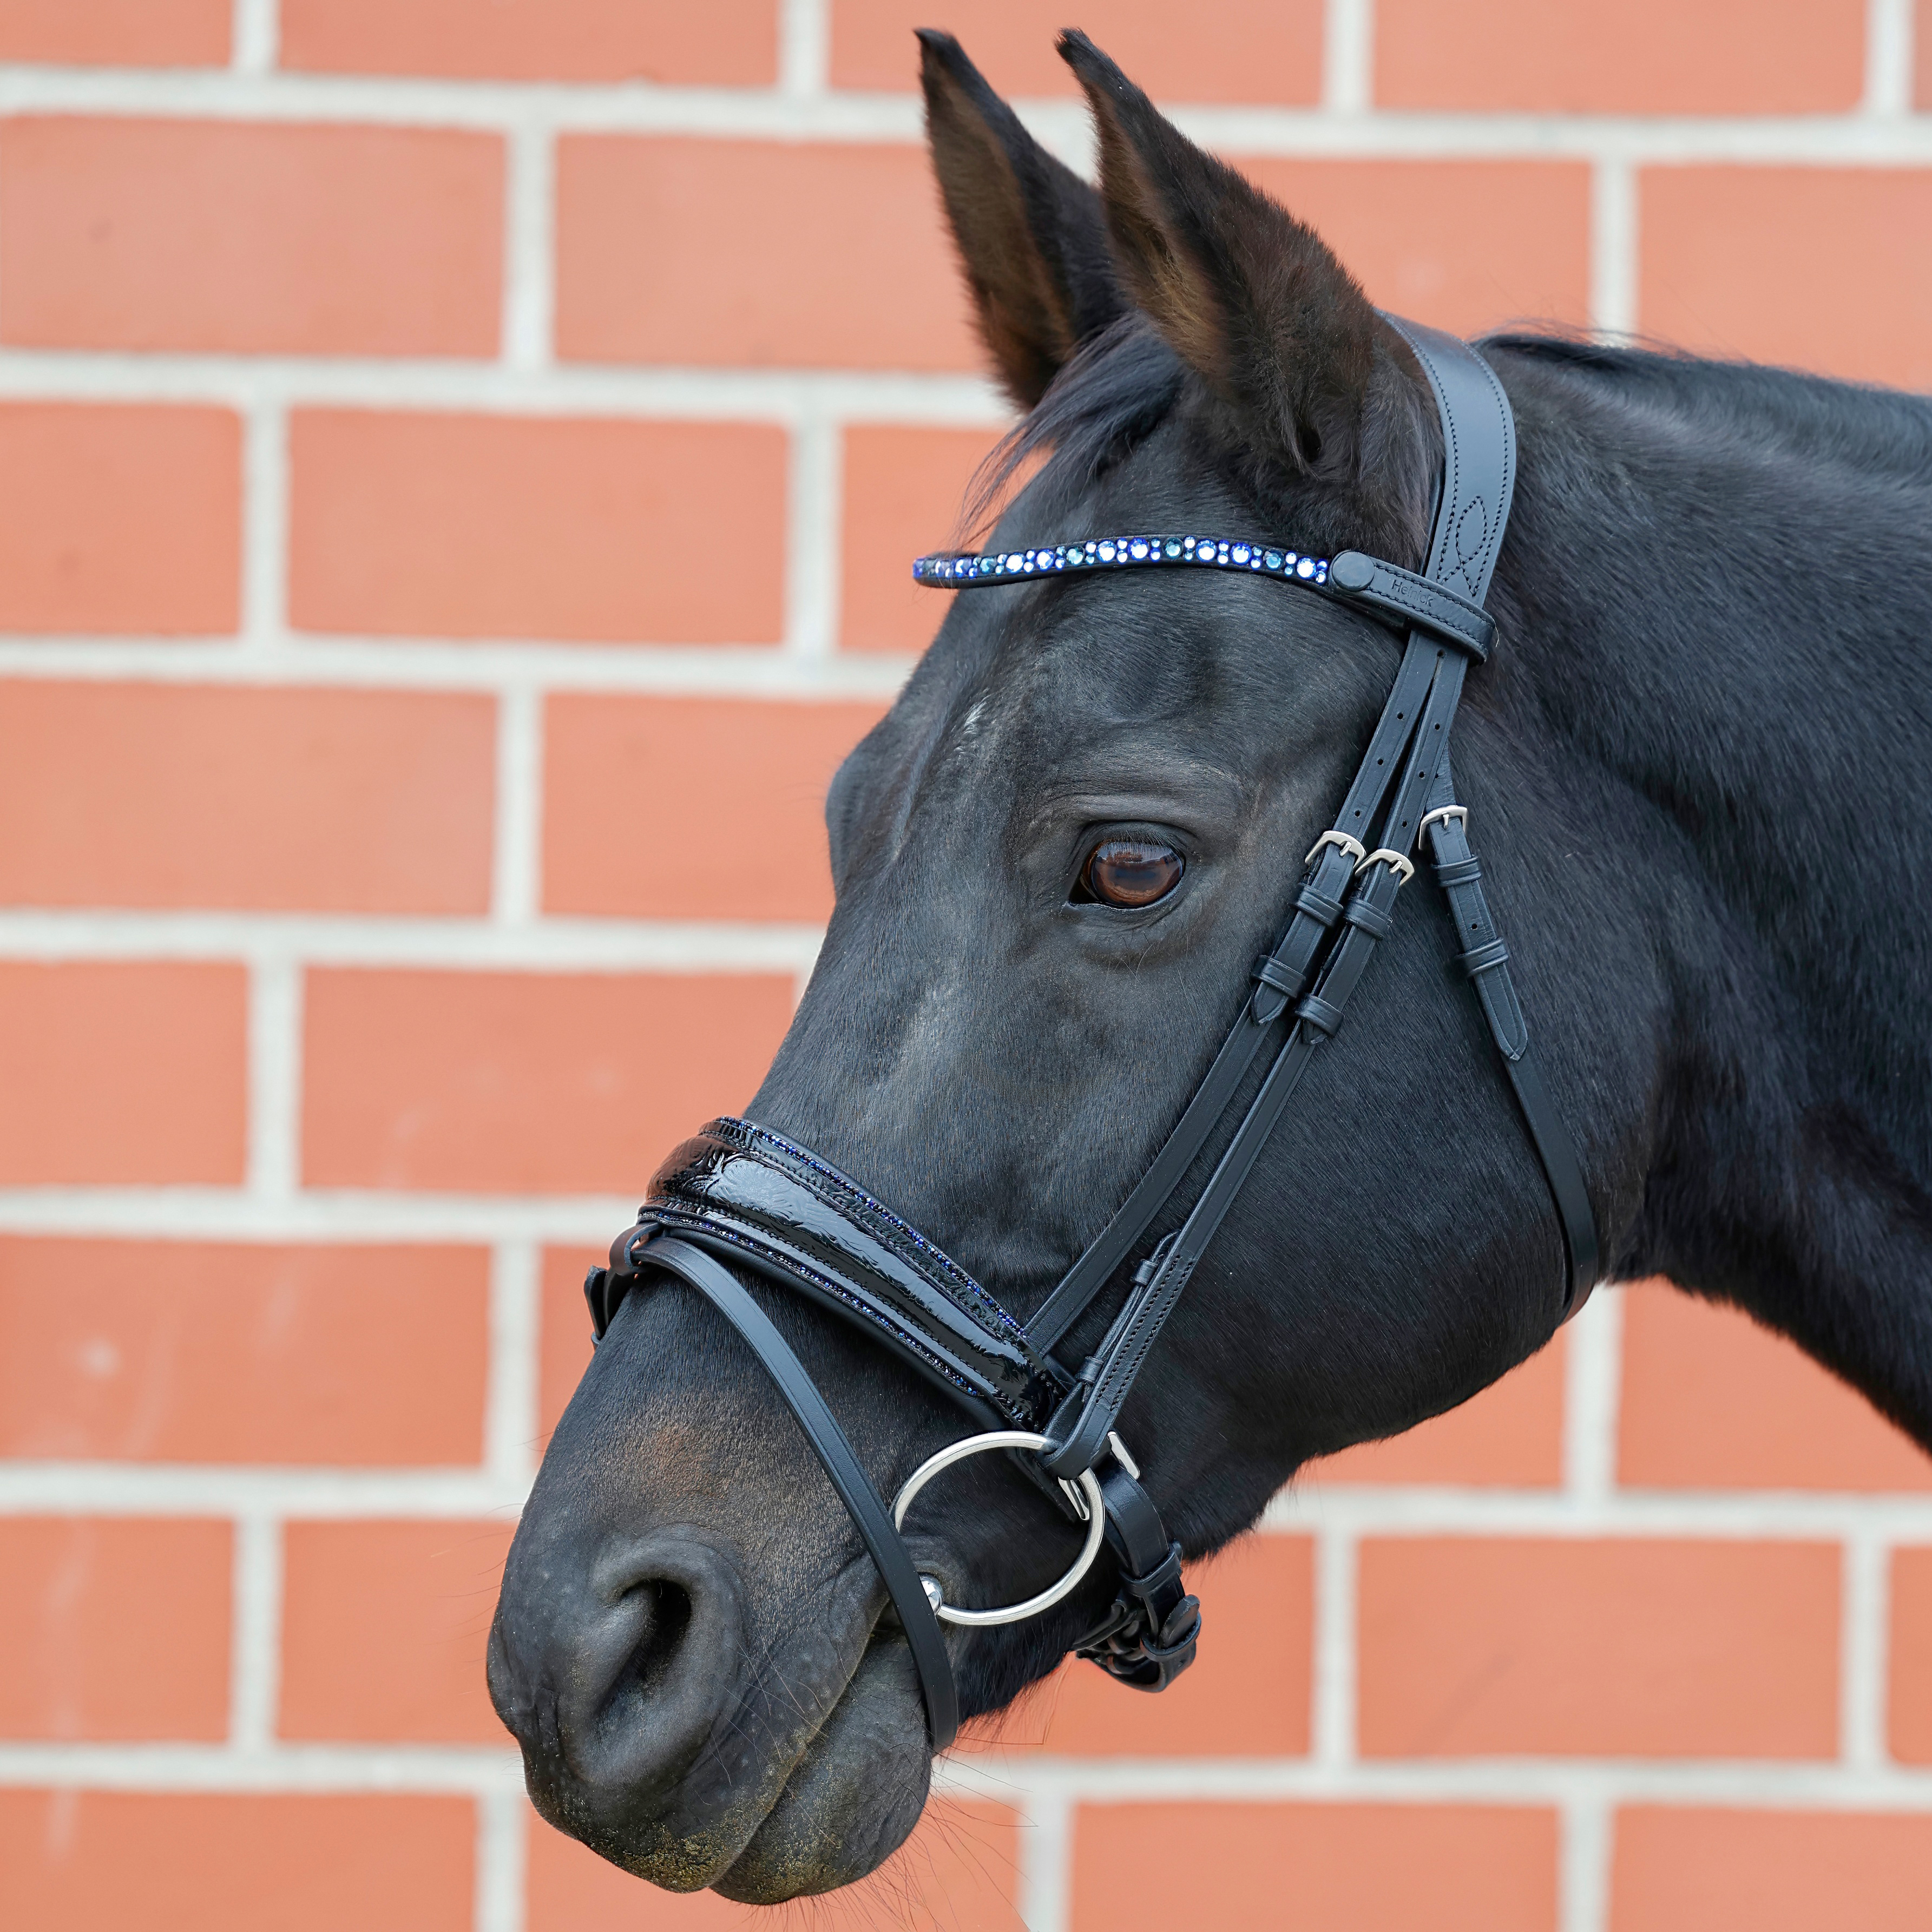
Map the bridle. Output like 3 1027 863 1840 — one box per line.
582 318 1600 1752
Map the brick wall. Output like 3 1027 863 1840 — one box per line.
2 4 1930 1929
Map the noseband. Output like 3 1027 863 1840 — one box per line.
583 319 1599 1751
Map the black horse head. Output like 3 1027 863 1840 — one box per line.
489 28 1932 1905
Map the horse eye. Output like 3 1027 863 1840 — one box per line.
1077 839 1185 908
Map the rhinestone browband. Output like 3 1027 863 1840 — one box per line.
912 533 1331 587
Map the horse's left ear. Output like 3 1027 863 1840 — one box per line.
1059 30 1407 494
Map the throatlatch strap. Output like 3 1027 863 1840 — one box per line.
608 1237 961 1750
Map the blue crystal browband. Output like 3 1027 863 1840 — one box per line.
910 531 1502 662
912 533 1331 588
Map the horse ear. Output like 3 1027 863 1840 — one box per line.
1057 30 1386 483
919 29 1122 410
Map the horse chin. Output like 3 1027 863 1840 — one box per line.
711 1633 933 1903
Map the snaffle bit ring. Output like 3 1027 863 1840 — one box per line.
891 1430 1107 1628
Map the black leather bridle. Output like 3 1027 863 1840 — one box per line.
583 319 1600 1752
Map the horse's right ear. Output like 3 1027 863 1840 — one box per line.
919 29 1122 409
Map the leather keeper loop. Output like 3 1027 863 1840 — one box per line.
1342 897 1394 938
1458 937 1511 978
1294 993 1345 1037
1293 883 1345 926
1433 856 1483 888
1251 955 1300 996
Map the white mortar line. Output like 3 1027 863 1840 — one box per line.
1588 159 1639 341
937 1755 1932 1808
1864 0 1918 116
785 413 843 659
244 952 303 1201
0 636 916 698
475 1787 529 1932
484 1242 543 1494
779 0 830 98
227 1512 284 1751
501 122 555 372
0 910 825 971
0 1741 525 1792
1562 1287 1624 1503
489 687 544 925
1559 1791 1612 1932
1264 1481 1932 1539
6 65 1932 161
240 396 288 648
230 0 278 76
1322 0 1376 115
1842 1529 1892 1770
1310 1524 1358 1766
1016 1780 1072 1932
0 351 1011 425
0 1187 639 1245
0 1466 534 1518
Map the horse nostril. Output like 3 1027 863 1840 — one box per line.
619 1579 694 1701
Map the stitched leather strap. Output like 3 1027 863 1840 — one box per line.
588 1236 961 1750
1327 551 1496 659
1422 787 1600 1309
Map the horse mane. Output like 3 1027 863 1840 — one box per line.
1486 328 1932 482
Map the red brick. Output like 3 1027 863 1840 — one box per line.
541 1246 599 1442
281 0 777 84
280 1519 512 1743
968 1534 1311 1756
1641 166 1932 391
1309 1332 1565 1487
1358 1537 1839 1758
0 403 238 635
303 969 794 1193
543 696 882 922
1072 1803 1557 1932
1887 1547 1932 1762
0 962 245 1185
0 0 227 65
0 1790 473 1932
0 684 494 913
1241 157 1592 339
556 138 978 371
842 425 1007 654
1611 1807 1932 1931
525 1796 1023 1931
0 1518 228 1739
289 411 785 645
0 118 501 356
1620 1279 1932 1491
831 0 1322 102
1376 0 1863 114
0 1238 488 1466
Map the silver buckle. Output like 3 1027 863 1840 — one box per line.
1419 804 1469 836
1304 830 1366 867
1355 847 1416 884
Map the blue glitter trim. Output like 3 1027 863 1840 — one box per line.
911 534 1331 590
643 1207 1035 1424
709 1116 1041 1356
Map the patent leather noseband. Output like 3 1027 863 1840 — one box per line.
584 318 1600 1753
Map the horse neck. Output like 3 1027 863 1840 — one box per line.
1489 350 1932 1434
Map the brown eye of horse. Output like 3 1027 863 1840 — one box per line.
1079 839 1184 908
